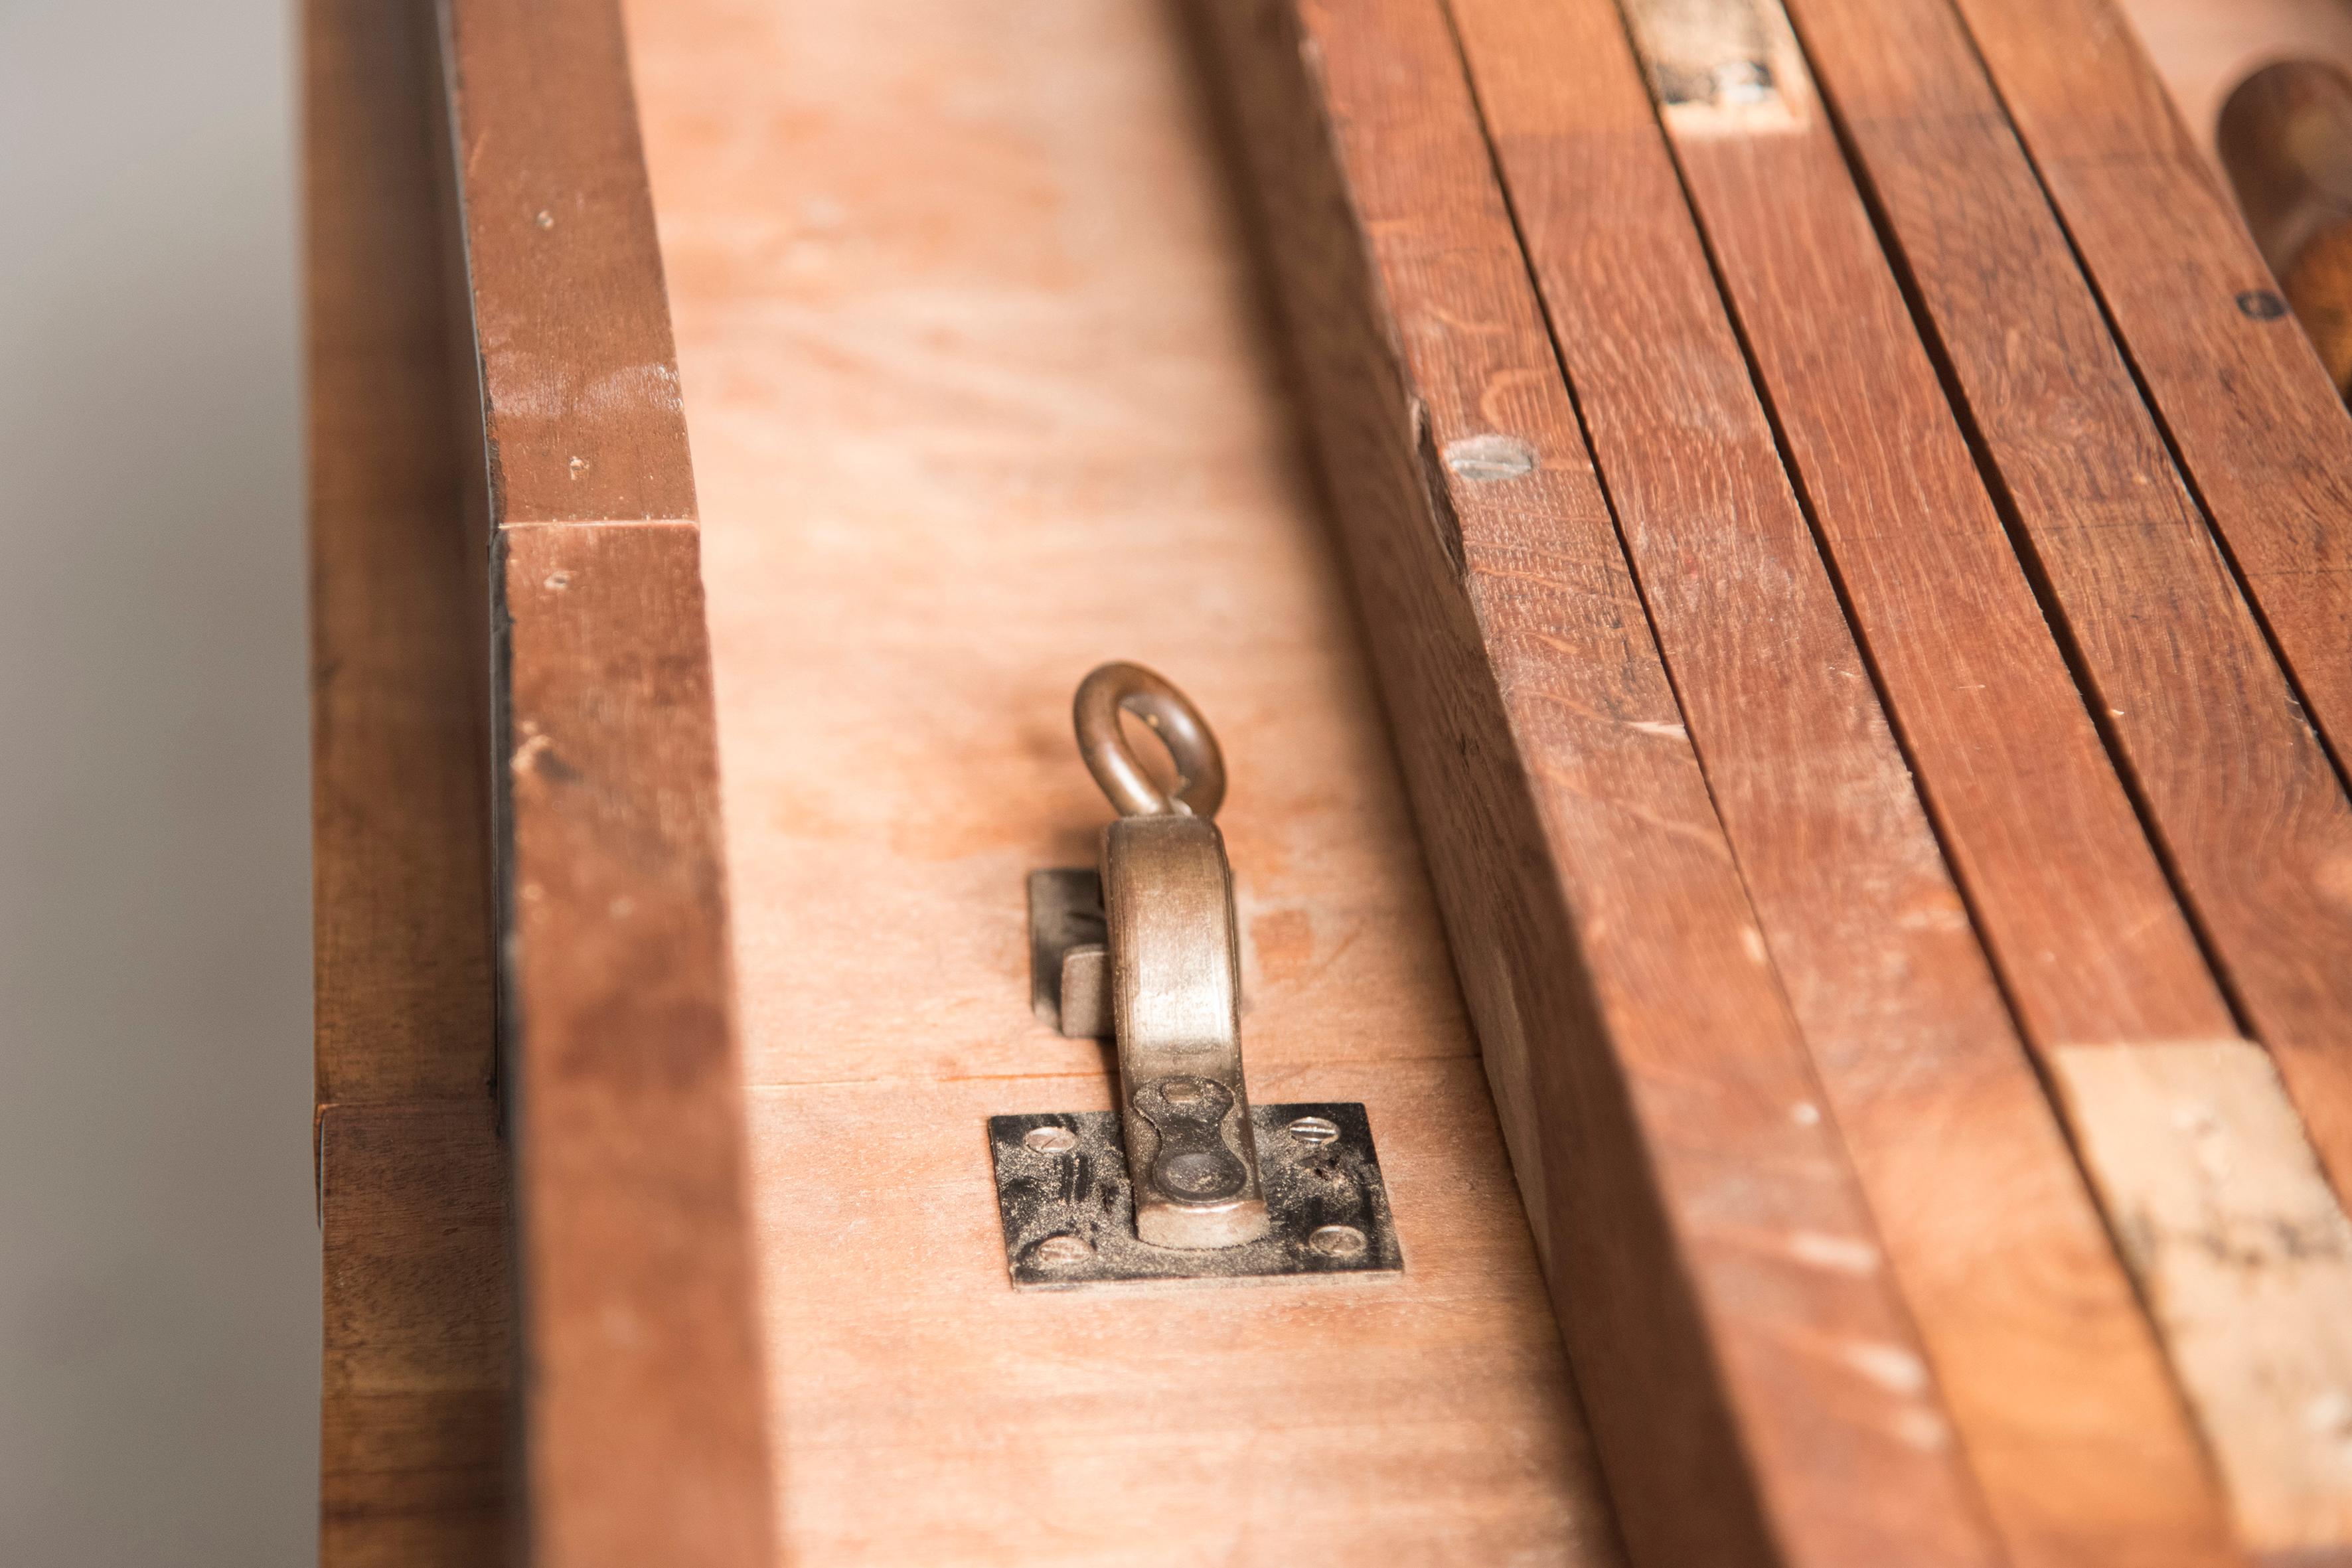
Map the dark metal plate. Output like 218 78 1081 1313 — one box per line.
986 1102 1403 1287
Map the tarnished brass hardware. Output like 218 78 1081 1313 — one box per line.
1076 663 1265 1249
1072 661 1227 819
1003 664 1403 1282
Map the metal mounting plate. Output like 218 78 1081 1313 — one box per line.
986 1102 1403 1288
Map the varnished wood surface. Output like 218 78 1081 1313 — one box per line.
1450 0 2242 1561
624 0 1622 1559
1789 0 2352 1291
306 0 509 1560
435 1 775 1562
1950 0 2352 811
1196 0 2004 1563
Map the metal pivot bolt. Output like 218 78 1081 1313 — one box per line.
1070 663 1268 1250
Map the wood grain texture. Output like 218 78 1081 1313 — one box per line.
495 527 771 1567
1192 1 2001 1563
1779 0 2352 1549
307 0 509 1560
310 0 493 1109
319 1103 510 1566
1946 0 2352 783
2053 1041 2352 1551
1641 1 2237 1058
625 0 1627 1557
436 1 775 1562
1452 1 2242 1561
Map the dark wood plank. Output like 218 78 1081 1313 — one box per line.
435 1 776 1561
1447 1 2242 1561
495 524 771 1567
439 0 694 527
319 1103 510 1567
1192 2 2003 1564
1947 0 2352 781
309 0 493 1109
307 0 509 1560
1777 0 2352 1547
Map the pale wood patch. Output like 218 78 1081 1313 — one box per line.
2054 1040 2352 1555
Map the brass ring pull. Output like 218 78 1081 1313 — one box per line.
1072 662 1227 820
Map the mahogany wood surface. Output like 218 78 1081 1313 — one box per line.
1447 0 2242 1561
1783 0 2352 1236
1195 1 2006 1563
307 0 509 1559
1949 0 2352 790
319 1103 510 1566
623 0 1623 1559
435 0 775 1562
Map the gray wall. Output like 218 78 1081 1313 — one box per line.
0 0 317 1562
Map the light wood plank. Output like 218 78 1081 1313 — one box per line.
622 0 1631 1559
2053 1040 2352 1552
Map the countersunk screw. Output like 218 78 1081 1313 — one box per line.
1285 1115 1341 1147
1024 1125 1079 1154
1308 1224 1368 1259
1032 1234 1095 1266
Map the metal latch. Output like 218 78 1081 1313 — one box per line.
993 663 1402 1286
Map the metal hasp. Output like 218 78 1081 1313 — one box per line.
988 1104 1402 1288
1003 662 1401 1282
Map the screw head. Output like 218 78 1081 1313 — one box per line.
1023 1125 1079 1154
1308 1224 1368 1259
1031 1234 1094 1266
1285 1115 1341 1147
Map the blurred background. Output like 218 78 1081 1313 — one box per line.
0 0 317 1562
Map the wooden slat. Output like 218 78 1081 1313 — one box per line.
497 526 771 1567
1629 0 2235 1056
307 0 508 1560
319 1103 510 1566
1778 0 2352 1549
1446 1 2242 1562
2051 1040 2352 1557
434 1 775 1561
1950 0 2352 774
1194 2 2001 1563
310 0 493 1110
